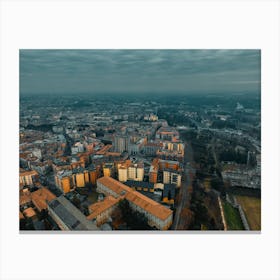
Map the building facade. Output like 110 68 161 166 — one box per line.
96 176 173 230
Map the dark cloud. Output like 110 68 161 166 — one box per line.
20 49 261 94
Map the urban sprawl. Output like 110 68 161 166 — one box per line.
19 93 261 231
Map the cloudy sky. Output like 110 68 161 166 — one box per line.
20 49 260 95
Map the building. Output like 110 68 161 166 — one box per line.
124 180 154 193
142 142 161 156
158 159 180 171
87 196 119 226
128 163 144 181
155 126 179 141
72 168 89 188
118 165 128 182
148 158 182 186
103 163 115 177
144 113 158 122
55 170 74 193
71 142 84 154
47 196 99 230
31 187 56 212
96 176 173 230
162 184 176 204
20 189 32 208
88 164 100 185
149 159 159 183
19 169 38 188
162 169 182 187
31 148 42 159
113 135 129 153
23 207 37 220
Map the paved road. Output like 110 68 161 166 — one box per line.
172 140 195 230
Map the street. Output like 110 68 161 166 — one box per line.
171 140 195 230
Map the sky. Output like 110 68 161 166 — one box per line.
20 49 261 95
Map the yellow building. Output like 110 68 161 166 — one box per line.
89 170 97 185
72 169 89 188
103 163 114 177
61 177 71 193
76 173 85 187
118 166 128 182
55 171 74 193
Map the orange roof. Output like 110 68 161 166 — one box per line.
20 170 38 177
98 176 131 196
20 190 31 205
125 190 172 221
97 176 172 221
87 196 119 220
31 187 56 201
23 207 36 218
31 187 56 211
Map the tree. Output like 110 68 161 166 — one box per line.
85 182 94 192
38 209 48 220
24 217 35 230
118 199 152 230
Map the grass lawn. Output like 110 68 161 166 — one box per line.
222 201 244 230
235 195 261 230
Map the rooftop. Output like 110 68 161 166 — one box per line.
31 187 56 212
87 196 119 220
23 207 37 218
97 176 172 221
48 196 99 230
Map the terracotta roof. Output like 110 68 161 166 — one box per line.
87 196 119 220
125 190 171 221
31 187 56 211
97 176 172 221
20 190 31 205
20 170 38 177
98 176 131 196
23 207 36 218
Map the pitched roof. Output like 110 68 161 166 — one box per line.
97 176 172 221
87 196 119 220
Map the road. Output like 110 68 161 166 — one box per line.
218 196 227 230
172 140 195 230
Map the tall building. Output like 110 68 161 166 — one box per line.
88 165 100 185
103 163 115 177
118 166 128 182
163 170 182 187
72 168 89 188
55 170 74 193
118 162 144 182
113 135 129 153
128 163 144 181
149 158 159 183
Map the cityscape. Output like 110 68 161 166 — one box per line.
19 50 261 231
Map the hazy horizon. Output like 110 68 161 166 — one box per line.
20 49 261 96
